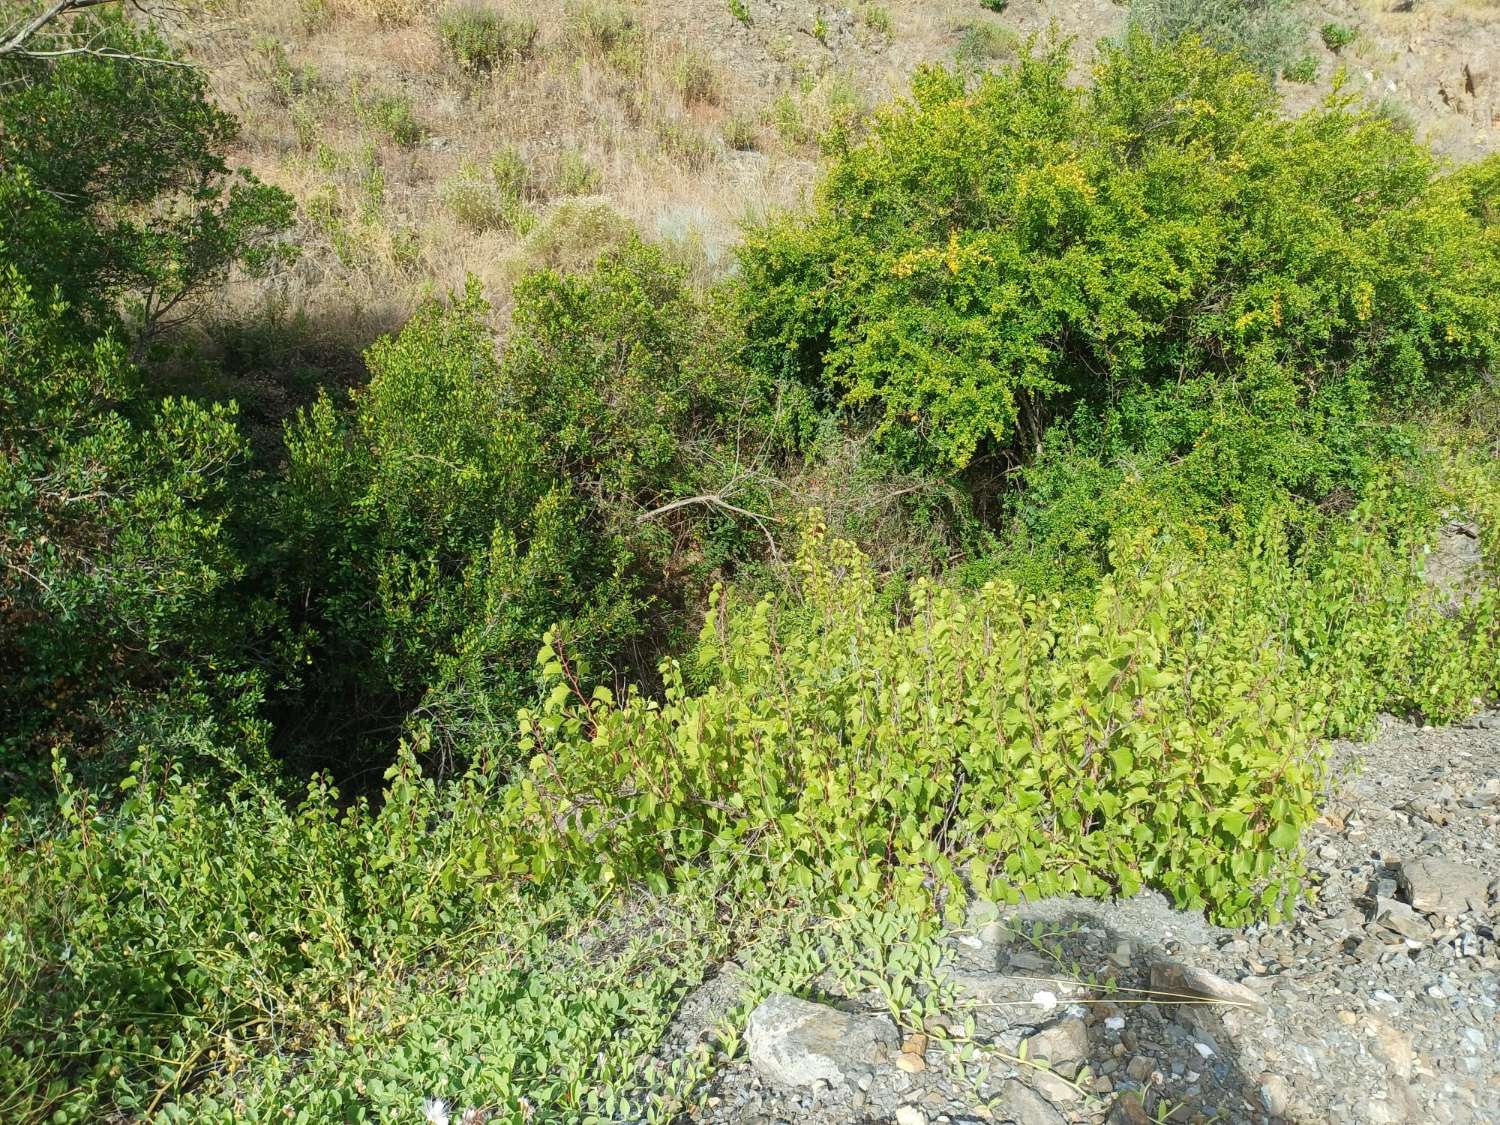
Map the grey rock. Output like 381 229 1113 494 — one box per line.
1398 857 1492 915
744 994 897 1089
1373 896 1433 942
1023 1016 1088 1067
1148 962 1269 1011
992 1079 1067 1124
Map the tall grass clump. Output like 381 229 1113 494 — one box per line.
438 5 539 72
1127 0 1305 75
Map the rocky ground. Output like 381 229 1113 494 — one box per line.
663 709 1500 1124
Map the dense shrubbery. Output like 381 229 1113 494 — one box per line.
273 242 766 770
0 277 266 786
496 443 1500 928
0 10 293 338
1 10 291 788
736 35 1500 572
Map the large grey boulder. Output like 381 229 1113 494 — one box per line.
743 994 897 1089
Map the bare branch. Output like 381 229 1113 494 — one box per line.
0 0 187 67
636 492 778 526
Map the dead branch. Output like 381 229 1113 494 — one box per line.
0 0 188 66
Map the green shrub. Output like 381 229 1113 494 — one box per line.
566 0 636 55
729 0 751 26
503 521 1330 923
0 275 264 786
768 71 866 150
551 148 601 194
862 4 893 37
277 282 632 763
438 4 539 72
674 49 723 106
1320 21 1357 52
440 159 535 233
498 431 1500 922
0 10 293 337
353 88 424 146
722 111 761 150
980 0 1008 12
275 244 765 767
735 37 1500 484
1283 54 1319 83
1127 0 1304 75
518 197 637 272
955 21 1017 67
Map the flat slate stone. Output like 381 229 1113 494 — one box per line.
744 994 897 1089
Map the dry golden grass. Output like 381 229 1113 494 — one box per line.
181 0 1496 362
175 0 999 349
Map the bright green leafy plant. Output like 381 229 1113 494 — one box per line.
736 36 1500 481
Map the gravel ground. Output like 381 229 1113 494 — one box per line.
673 710 1500 1124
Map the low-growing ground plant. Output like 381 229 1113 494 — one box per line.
1320 21 1358 52
861 4 893 38
440 156 536 232
1283 54 1319 82
675 49 723 107
1128 0 1305 76
438 5 539 72
352 84 424 146
955 21 1018 68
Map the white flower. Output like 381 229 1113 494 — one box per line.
423 1097 450 1125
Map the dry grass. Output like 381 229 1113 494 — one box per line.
173 0 1009 350
179 0 1496 362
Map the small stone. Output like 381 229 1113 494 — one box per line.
1105 1094 1152 1124
895 1052 926 1074
744 994 899 1089
1024 1017 1088 1067
1361 1015 1414 1080
1193 1042 1214 1059
992 1080 1067 1124
1372 896 1431 942
1259 1072 1291 1116
1032 1068 1079 1105
895 1107 928 1125
902 1032 928 1058
1105 1016 1126 1032
1149 963 1269 1011
1338 1010 1358 1025
1126 1055 1154 1082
